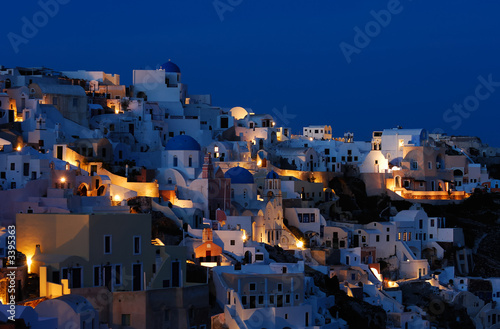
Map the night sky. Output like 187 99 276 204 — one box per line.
2 0 500 144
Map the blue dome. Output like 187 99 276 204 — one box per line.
165 135 201 151
225 167 254 184
266 170 279 179
161 61 181 73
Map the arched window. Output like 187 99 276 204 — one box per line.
168 177 173 184
189 155 193 167
173 155 178 167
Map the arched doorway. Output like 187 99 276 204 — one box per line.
76 183 88 196
395 176 401 188
244 251 252 264
97 185 106 196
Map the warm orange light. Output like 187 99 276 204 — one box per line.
60 177 66 183
113 195 121 202
296 240 304 249
387 281 399 288
16 146 21 151
257 160 262 166
27 257 32 273
371 267 383 282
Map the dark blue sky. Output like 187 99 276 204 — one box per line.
2 0 500 144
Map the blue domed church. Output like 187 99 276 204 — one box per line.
162 134 201 180
224 166 256 208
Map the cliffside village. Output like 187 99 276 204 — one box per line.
0 62 499 328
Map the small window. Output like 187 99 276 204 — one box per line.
258 295 264 304
10 163 15 171
230 240 235 246
104 235 112 254
93 266 100 286
133 236 141 255
285 294 290 304
277 284 282 292
115 265 121 285
249 283 256 291
269 295 275 304
386 235 390 242
376 235 380 242
121 314 131 326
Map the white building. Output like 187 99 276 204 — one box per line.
303 125 332 140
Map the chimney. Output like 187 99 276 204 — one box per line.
34 244 42 256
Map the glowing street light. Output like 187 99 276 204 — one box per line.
296 240 304 249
